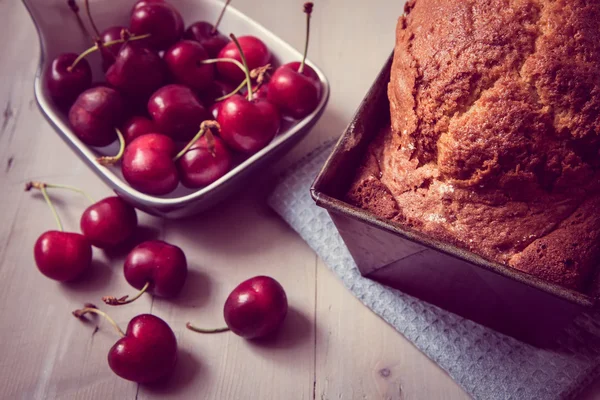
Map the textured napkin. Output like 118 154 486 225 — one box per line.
268 142 600 400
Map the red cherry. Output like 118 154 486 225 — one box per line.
45 53 92 108
184 21 229 58
105 43 167 100
73 305 178 384
121 116 161 144
177 134 232 187
209 102 221 119
225 276 288 339
129 2 183 51
148 84 211 141
34 231 92 281
80 197 138 249
69 86 127 147
126 240 187 297
122 133 179 195
217 36 270 84
164 40 215 91
108 314 178 383
217 94 280 154
132 0 165 11
267 62 321 119
198 80 236 108
98 26 127 71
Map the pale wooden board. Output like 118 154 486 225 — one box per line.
0 0 597 399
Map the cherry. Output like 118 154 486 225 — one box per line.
209 102 221 119
217 36 270 84
132 0 165 11
130 1 184 51
185 22 229 59
164 40 215 91
216 35 280 154
177 125 232 188
121 116 161 144
73 305 177 383
267 62 320 119
218 94 280 153
69 86 127 147
187 276 288 339
106 42 167 101
45 53 92 108
184 0 231 58
27 182 92 282
198 80 236 108
81 196 138 249
103 240 187 306
148 84 211 141
267 3 321 119
98 26 127 71
122 133 179 195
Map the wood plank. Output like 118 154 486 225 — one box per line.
314 260 470 400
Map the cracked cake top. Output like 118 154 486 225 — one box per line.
347 0 600 291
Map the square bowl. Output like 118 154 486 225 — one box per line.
311 54 597 345
23 0 330 218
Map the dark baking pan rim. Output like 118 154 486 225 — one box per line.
311 53 595 310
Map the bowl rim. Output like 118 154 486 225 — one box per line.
310 53 596 309
23 0 330 207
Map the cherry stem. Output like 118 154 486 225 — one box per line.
102 281 151 306
97 128 125 166
25 181 95 204
67 33 151 72
299 2 313 74
25 182 64 232
212 0 232 34
201 58 246 75
73 304 126 338
174 120 221 161
215 78 247 102
84 0 100 38
229 34 253 100
185 322 230 334
67 0 95 43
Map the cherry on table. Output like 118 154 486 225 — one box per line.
187 276 288 339
81 196 138 249
69 86 127 147
184 0 231 58
267 3 321 119
103 240 187 306
164 40 215 91
122 133 179 195
176 122 232 188
148 84 211 142
130 1 184 51
105 42 167 101
121 116 161 144
73 305 178 383
217 36 271 84
45 53 92 108
27 182 92 282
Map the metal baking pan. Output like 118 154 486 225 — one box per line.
24 0 329 218
311 54 596 345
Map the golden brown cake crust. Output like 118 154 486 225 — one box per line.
346 0 600 291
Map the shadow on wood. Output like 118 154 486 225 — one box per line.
142 348 202 394
247 306 314 351
171 267 213 309
59 259 115 294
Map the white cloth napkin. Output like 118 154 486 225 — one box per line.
268 141 600 400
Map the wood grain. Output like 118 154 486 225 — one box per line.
0 0 597 399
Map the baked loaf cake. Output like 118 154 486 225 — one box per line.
346 0 600 291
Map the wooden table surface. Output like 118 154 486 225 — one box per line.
2 1 600 399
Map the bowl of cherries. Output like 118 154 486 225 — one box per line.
24 0 329 218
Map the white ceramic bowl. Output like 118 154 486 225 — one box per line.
23 0 329 218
